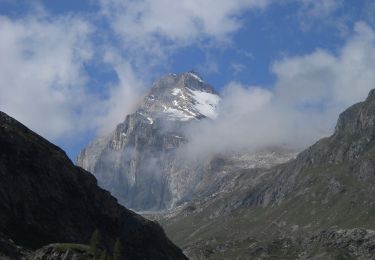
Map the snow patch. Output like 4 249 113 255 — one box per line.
147 117 154 124
172 88 182 96
138 111 154 124
188 89 221 119
171 88 187 100
165 107 195 121
182 107 198 116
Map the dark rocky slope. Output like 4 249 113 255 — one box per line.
154 90 375 259
0 111 186 259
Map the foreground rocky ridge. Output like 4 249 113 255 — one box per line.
153 90 375 259
0 111 186 259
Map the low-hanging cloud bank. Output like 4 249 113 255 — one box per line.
182 22 375 158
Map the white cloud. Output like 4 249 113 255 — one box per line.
100 0 269 44
273 22 375 110
182 84 275 157
182 22 375 158
0 14 94 139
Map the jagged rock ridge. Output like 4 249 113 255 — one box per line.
0 111 186 259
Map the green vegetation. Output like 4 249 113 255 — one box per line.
99 251 108 260
113 238 124 260
52 243 91 253
46 232 125 260
90 229 102 257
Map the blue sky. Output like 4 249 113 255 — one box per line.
1 0 375 160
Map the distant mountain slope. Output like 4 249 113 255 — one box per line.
78 72 223 211
78 72 221 211
0 111 186 260
78 71 294 211
154 89 375 259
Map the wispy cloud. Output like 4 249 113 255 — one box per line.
230 63 247 75
299 0 342 18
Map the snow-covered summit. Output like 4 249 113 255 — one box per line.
77 71 222 210
139 72 221 122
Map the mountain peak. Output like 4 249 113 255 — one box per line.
184 70 204 83
141 72 221 121
77 72 221 210
297 88 375 167
335 88 375 138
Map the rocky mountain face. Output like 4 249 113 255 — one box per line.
77 71 294 211
0 111 186 259
153 89 375 259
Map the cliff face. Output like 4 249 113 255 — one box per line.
78 72 222 211
0 111 186 259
